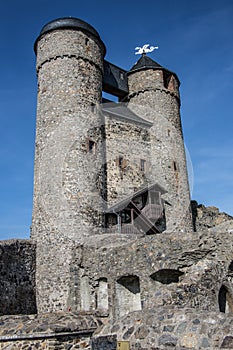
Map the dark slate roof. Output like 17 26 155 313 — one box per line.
128 54 180 85
102 100 153 127
105 183 167 213
103 60 129 98
129 54 162 74
34 17 106 55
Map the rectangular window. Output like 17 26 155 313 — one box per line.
91 103 95 113
116 156 127 170
119 156 123 169
119 71 125 80
88 140 96 154
173 161 178 171
140 159 146 172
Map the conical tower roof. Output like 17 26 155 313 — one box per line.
128 53 180 85
129 53 162 74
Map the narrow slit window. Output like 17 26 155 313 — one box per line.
140 159 146 172
119 156 123 169
173 161 178 171
91 103 95 113
88 140 96 154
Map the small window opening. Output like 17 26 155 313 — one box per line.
88 140 96 154
173 161 178 171
119 71 125 80
168 129 171 137
229 261 233 271
116 156 127 172
163 71 172 89
140 159 146 172
150 269 184 284
91 103 95 113
119 156 123 169
218 285 233 313
133 195 143 210
85 38 89 46
121 210 132 224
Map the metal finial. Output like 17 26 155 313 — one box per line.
135 44 159 55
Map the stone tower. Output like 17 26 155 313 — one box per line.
32 17 106 312
32 16 193 313
127 54 193 231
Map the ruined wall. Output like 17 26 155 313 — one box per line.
0 240 36 316
68 231 233 319
127 69 193 232
191 200 233 231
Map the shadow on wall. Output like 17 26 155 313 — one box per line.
0 240 37 316
115 275 141 318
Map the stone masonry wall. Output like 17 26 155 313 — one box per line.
68 231 233 319
0 312 102 350
127 69 193 232
191 200 233 231
93 307 233 349
104 116 151 206
0 239 36 316
32 27 105 313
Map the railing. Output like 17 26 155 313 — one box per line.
104 224 140 234
141 204 163 221
121 224 140 234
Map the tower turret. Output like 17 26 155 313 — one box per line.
127 54 193 232
32 17 106 312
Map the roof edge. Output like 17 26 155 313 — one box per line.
34 17 106 55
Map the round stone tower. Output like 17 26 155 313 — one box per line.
32 17 106 312
127 54 193 232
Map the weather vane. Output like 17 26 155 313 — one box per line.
135 44 159 55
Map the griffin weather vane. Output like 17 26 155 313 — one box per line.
135 44 159 55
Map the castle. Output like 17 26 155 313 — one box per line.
0 17 233 349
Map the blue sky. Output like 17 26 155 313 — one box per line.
0 0 232 239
